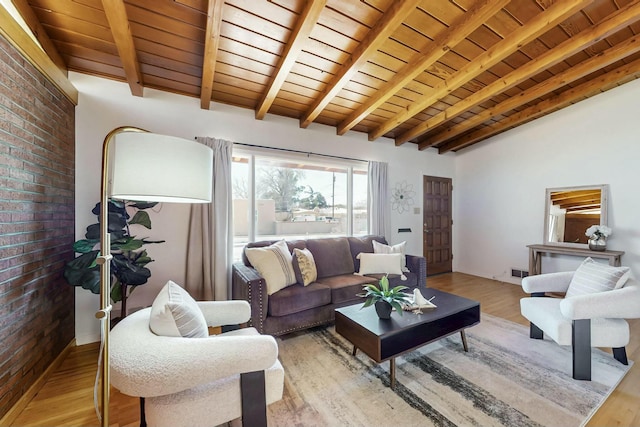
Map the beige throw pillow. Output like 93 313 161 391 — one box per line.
245 240 296 295
372 240 408 272
565 257 630 298
149 280 208 338
293 248 318 286
356 253 404 277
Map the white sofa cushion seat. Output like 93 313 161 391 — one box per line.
520 297 629 347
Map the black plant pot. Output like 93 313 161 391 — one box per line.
375 300 392 319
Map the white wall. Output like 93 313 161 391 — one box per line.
454 78 640 284
71 73 456 344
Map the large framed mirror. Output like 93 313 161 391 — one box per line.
544 184 608 248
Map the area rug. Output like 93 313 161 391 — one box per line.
267 314 631 427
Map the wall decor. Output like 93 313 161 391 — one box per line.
392 180 416 214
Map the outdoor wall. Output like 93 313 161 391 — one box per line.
0 35 75 419
454 78 640 284
71 72 456 344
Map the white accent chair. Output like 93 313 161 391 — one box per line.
520 271 640 380
110 300 284 427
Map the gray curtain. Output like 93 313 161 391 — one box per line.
368 161 389 239
185 137 233 300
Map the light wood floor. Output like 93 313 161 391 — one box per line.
6 272 640 427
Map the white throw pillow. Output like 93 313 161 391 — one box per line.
245 240 297 295
372 240 408 272
149 280 208 338
565 258 630 298
356 253 403 276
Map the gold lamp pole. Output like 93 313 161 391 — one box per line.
95 127 213 427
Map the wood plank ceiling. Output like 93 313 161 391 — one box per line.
17 0 640 153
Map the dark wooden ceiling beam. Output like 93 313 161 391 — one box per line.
255 0 327 120
431 33 640 151
10 0 67 75
367 0 593 143
336 0 508 136
101 0 143 96
200 0 224 110
438 56 640 153
410 0 640 149
299 0 421 129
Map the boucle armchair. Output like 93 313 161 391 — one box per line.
110 300 284 427
520 266 640 380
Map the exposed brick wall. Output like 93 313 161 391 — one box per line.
0 34 75 419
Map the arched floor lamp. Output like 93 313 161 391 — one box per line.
96 127 213 427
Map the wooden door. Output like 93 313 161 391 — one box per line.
423 176 452 276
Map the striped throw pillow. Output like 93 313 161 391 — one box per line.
565 258 630 298
149 281 208 338
245 240 296 295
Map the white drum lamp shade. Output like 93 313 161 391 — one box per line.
109 132 213 202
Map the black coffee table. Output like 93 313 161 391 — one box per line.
335 288 480 389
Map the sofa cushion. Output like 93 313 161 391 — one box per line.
268 283 331 317
314 274 376 304
307 238 355 278
292 248 318 286
245 240 297 295
348 235 386 272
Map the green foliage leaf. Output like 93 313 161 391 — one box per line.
112 237 144 251
129 211 152 229
110 280 123 303
63 251 101 294
73 239 99 253
129 201 158 210
112 255 151 285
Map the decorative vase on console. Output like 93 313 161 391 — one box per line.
585 225 612 252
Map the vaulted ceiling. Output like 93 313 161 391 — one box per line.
15 0 640 153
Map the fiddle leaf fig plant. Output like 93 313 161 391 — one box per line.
64 200 165 307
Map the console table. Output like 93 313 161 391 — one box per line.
527 244 624 276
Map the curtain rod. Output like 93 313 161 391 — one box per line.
231 141 369 163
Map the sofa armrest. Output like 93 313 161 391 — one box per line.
522 271 573 295
406 254 426 289
232 263 268 333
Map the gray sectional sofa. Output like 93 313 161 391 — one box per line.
232 235 427 336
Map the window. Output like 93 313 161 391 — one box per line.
232 149 368 261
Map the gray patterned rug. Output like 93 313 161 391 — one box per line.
267 313 631 427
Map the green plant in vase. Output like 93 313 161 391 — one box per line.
64 200 165 319
359 275 410 319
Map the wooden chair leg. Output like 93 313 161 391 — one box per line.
572 319 591 381
613 347 628 365
241 371 267 427
530 322 543 339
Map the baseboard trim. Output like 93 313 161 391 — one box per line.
0 339 76 427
